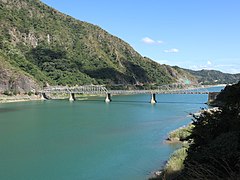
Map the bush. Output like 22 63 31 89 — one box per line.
179 83 240 179
3 90 12 96
28 91 33 96
168 124 194 141
12 90 19 95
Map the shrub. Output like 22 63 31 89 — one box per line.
168 124 194 141
3 90 12 96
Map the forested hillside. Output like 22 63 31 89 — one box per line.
0 0 196 93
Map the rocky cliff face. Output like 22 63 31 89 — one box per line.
0 69 38 93
0 53 40 93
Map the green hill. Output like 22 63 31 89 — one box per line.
0 0 196 92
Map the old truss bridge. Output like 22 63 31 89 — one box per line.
39 84 218 104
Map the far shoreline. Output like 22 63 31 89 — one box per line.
0 83 227 104
0 94 103 104
0 94 41 104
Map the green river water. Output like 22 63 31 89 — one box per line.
0 87 223 180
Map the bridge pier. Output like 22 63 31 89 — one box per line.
150 93 157 104
69 93 76 101
105 93 112 103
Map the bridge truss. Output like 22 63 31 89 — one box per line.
40 85 108 95
40 84 209 95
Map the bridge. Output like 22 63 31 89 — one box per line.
39 84 218 104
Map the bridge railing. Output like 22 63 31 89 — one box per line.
40 85 108 94
40 84 210 95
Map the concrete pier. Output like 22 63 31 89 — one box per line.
69 93 76 101
105 93 112 103
150 93 157 104
39 84 213 104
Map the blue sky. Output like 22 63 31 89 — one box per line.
41 0 240 74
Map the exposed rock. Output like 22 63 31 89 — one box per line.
0 54 40 93
9 28 39 48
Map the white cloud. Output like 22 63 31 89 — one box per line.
190 61 214 70
142 37 163 45
190 65 214 70
157 40 164 44
189 61 240 74
225 68 240 74
159 58 240 74
163 48 179 53
142 37 155 44
215 64 235 68
215 64 240 74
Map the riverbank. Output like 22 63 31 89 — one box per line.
0 94 42 104
150 107 222 179
153 125 193 179
165 124 194 143
0 94 103 104
149 123 193 179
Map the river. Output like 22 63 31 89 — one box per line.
0 86 224 180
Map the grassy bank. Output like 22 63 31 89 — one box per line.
161 146 188 179
166 124 194 143
152 82 240 179
150 124 194 179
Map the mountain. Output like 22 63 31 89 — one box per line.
184 69 240 85
0 0 196 93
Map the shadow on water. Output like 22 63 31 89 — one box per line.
157 101 205 105
75 99 205 105
0 108 21 113
77 99 150 104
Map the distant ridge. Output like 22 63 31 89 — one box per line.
184 69 240 85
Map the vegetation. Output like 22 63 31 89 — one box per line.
168 124 194 142
154 125 193 180
153 82 240 179
161 147 188 179
214 82 240 107
181 82 240 179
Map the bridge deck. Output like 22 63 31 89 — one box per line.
40 85 210 95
